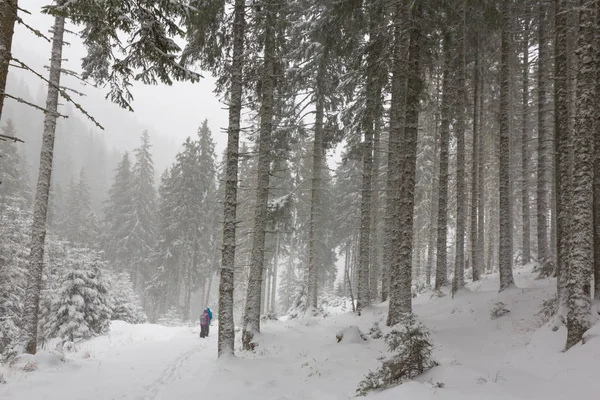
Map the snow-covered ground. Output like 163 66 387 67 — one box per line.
2 265 599 399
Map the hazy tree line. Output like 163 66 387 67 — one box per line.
2 0 600 358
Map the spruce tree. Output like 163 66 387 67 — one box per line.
131 131 156 291
103 152 136 271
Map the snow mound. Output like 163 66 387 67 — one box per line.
336 325 367 343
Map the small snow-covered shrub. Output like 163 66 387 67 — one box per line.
107 271 147 324
336 326 367 343
535 260 556 280
412 281 429 297
44 257 113 345
536 295 557 325
490 302 510 320
261 312 278 323
157 306 183 327
368 322 383 339
356 314 438 396
285 288 351 319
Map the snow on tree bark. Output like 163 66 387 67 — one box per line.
595 3 600 300
435 31 452 291
370 102 383 302
498 0 515 292
388 1 422 326
538 1 551 277
307 50 328 311
554 0 572 322
476 46 485 281
565 0 595 350
242 1 275 350
218 0 246 357
382 0 406 307
270 229 280 313
358 2 384 313
23 10 66 355
453 4 467 296
0 0 18 122
471 34 481 282
521 16 531 266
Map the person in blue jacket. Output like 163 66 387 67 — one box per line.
206 307 213 336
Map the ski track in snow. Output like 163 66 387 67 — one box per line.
140 344 204 400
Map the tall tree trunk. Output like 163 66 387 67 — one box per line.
357 114 374 313
453 3 467 296
344 241 356 312
23 11 65 354
594 3 600 300
565 0 595 350
471 33 481 281
387 1 422 325
242 2 275 349
477 44 486 278
427 115 439 286
521 16 531 266
382 50 406 303
307 48 328 310
0 0 18 122
382 0 406 306
270 228 280 313
554 0 572 324
358 3 384 313
427 63 442 286
435 31 452 291
538 1 551 276
370 102 383 301
499 0 515 292
218 0 246 357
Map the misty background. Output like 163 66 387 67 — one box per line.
6 0 229 208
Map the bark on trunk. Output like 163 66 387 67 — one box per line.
382 0 406 306
269 229 280 313
498 0 515 292
0 0 18 122
23 11 65 354
357 117 373 313
471 33 481 282
595 5 600 300
538 1 552 277
521 16 532 266
358 3 384 313
307 49 328 310
218 0 246 357
565 0 595 350
370 102 383 301
242 1 275 349
453 4 467 296
387 1 422 325
435 31 452 291
477 46 485 278
554 0 572 324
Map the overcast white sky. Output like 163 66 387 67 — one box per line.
13 0 229 155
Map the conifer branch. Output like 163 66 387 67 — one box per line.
0 133 25 143
1 90 68 119
16 16 51 42
11 57 105 130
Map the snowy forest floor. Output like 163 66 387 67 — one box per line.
2 264 600 399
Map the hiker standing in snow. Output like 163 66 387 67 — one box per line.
199 309 210 338
206 307 213 336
